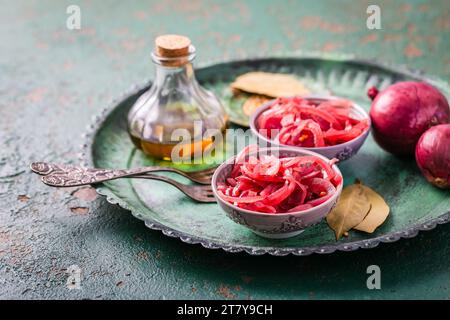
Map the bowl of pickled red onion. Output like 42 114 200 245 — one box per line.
212 146 343 239
249 95 371 161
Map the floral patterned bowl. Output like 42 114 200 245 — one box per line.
249 95 371 161
211 147 343 239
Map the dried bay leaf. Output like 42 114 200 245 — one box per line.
242 95 271 116
354 185 390 233
326 184 371 240
230 72 310 98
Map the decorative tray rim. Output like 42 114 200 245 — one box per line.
80 53 450 256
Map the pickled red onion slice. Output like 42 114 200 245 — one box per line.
217 146 341 214
257 97 368 147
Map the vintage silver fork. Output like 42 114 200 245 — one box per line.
30 162 216 203
30 162 216 185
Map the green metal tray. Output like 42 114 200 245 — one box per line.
83 55 450 256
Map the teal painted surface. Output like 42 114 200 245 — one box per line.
0 0 449 299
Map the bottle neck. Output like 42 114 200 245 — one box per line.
151 46 197 87
153 62 196 87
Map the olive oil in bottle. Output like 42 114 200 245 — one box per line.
127 35 227 161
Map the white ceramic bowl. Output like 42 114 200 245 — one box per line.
249 95 371 161
211 147 343 239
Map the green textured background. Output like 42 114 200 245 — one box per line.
1 0 449 299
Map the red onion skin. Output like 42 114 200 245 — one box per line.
415 124 450 189
369 81 450 155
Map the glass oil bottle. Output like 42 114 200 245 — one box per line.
127 34 228 161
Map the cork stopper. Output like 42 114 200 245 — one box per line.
155 34 191 58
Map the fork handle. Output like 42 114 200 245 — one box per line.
30 162 164 187
36 166 201 201
31 162 212 202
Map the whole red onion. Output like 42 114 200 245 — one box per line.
415 124 450 189
368 81 449 155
